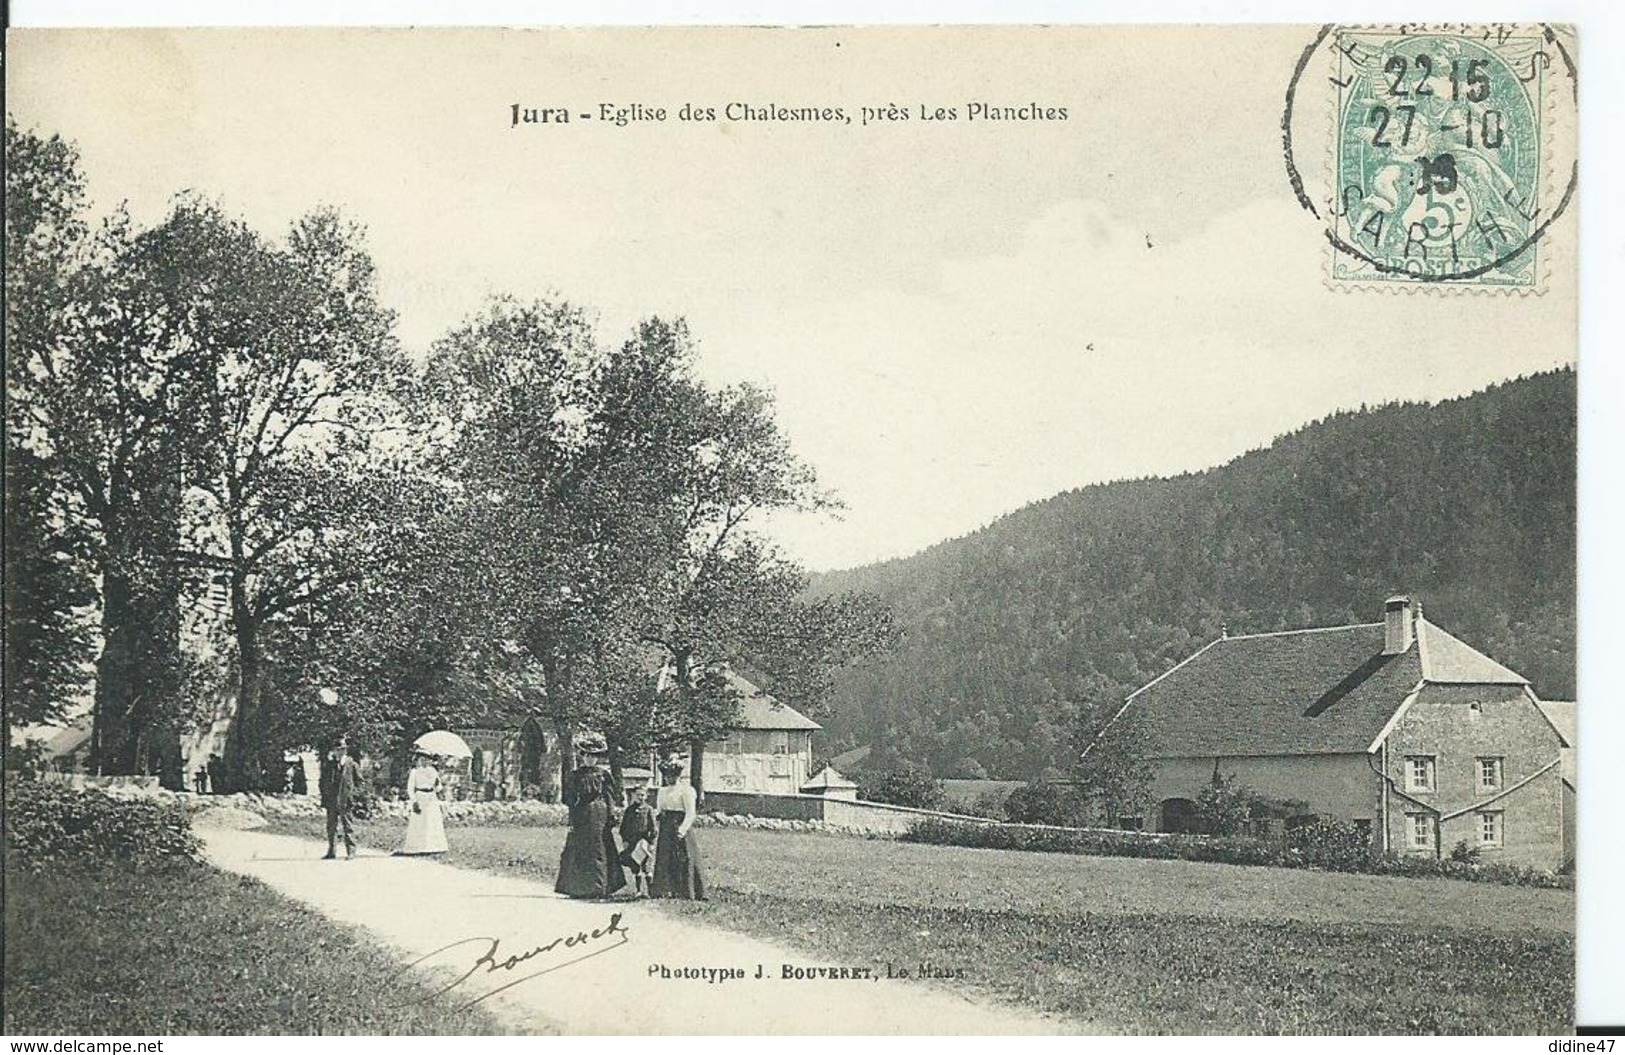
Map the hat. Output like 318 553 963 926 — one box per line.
572 731 608 756
657 756 687 776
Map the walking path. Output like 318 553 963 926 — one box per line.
201 829 1072 1035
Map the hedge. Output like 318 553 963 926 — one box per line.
4 777 201 870
901 816 1572 889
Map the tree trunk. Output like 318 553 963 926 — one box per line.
689 740 706 809
605 743 625 805
670 648 705 807
91 571 184 778
92 550 139 775
94 448 186 780
543 652 577 803
132 554 184 789
223 606 264 793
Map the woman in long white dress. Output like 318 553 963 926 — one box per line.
399 752 448 855
650 759 705 899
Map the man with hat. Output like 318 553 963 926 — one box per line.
319 737 360 860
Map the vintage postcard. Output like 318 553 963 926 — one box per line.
3 24 1587 1036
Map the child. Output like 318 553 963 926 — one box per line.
618 787 658 897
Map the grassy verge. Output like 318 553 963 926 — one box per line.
664 891 1571 1034
260 818 1574 1033
3 863 509 1035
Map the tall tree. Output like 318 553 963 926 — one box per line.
6 122 207 777
3 120 97 727
592 320 889 797
421 305 893 799
420 297 612 784
160 202 400 791
2 446 96 727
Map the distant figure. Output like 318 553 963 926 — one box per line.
291 761 308 796
650 759 705 900
618 787 658 898
398 751 448 855
206 753 225 795
193 766 209 795
319 740 360 860
555 767 626 899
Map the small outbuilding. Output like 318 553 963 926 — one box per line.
800 765 859 801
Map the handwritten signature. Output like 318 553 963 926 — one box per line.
393 912 630 1011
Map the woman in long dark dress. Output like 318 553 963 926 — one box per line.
555 767 626 899
650 759 705 900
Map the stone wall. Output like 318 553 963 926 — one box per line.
701 790 992 835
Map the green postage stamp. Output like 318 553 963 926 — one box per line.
1284 24 1577 292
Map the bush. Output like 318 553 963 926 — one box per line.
4 777 201 870
1448 839 1482 864
1285 820 1379 870
1003 780 1090 827
966 789 1011 819
866 767 947 811
953 757 989 780
1193 773 1257 835
901 815 1571 889
349 781 381 820
5 737 50 779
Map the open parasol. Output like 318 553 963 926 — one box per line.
412 730 473 759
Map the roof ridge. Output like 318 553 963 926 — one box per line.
1124 637 1227 701
1221 621 1383 641
1082 636 1228 762
1416 613 1434 679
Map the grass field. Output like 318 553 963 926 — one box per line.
2 863 509 1035
265 817 1574 1034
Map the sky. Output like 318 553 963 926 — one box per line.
5 26 1577 572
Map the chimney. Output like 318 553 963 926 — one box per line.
1383 595 1414 655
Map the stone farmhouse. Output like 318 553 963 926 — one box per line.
1103 596 1572 869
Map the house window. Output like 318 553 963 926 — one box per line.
771 732 789 755
1405 756 1435 793
1408 813 1436 850
1477 757 1503 792
1478 810 1504 848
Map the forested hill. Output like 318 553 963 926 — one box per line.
810 369 1576 782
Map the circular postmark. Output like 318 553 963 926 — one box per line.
1282 23 1577 290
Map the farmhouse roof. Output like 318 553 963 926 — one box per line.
724 668 822 731
802 765 858 791
1536 700 1576 787
1418 620 1528 685
1121 612 1529 759
1536 700 1576 745
831 744 873 770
